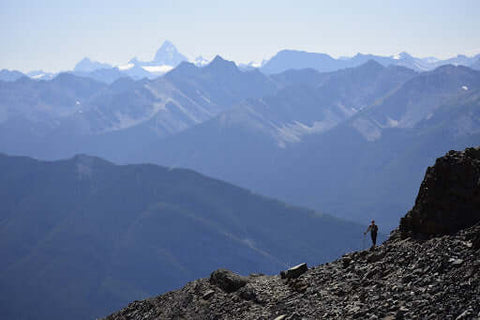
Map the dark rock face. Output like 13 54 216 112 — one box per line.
400 147 480 238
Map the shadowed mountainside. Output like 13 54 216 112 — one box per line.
0 153 366 320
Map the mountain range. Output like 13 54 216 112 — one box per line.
1 41 479 83
261 50 480 74
1 56 479 229
2 41 480 320
0 56 278 162
0 153 366 320
139 62 480 228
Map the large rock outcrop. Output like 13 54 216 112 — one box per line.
399 147 480 238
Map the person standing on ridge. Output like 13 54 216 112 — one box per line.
364 220 378 248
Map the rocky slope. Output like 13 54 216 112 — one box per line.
105 147 480 320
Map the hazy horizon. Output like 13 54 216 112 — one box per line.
1 0 479 73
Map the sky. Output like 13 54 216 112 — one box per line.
1 0 479 73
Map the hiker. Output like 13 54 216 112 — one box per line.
364 220 378 248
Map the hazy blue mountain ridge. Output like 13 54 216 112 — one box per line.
0 56 278 161
0 153 366 320
141 61 417 173
261 49 480 74
3 41 479 83
1 60 479 229
253 65 480 227
141 64 480 229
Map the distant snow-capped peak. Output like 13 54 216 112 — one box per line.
392 52 413 60
152 40 188 66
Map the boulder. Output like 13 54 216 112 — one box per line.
209 269 248 293
280 263 308 279
399 147 480 238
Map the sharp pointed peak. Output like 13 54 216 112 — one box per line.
160 40 175 48
206 55 238 69
200 56 240 75
156 40 179 54
211 55 227 62
153 41 187 66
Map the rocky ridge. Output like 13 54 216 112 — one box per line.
400 147 480 238
104 147 480 320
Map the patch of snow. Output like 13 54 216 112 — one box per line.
118 63 134 71
142 65 174 73
386 117 399 128
31 73 45 79
248 61 262 68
